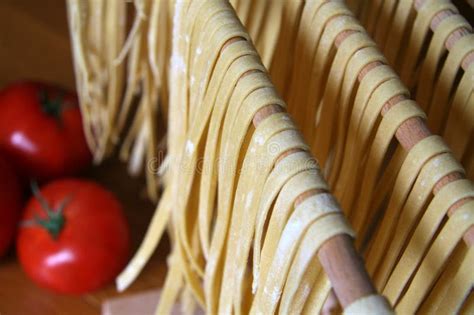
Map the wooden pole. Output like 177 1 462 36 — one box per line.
243 46 380 308
218 35 379 309
223 3 474 309
317 5 474 307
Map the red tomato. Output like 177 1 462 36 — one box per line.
0 81 91 181
0 155 22 257
17 179 130 294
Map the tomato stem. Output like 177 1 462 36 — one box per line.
34 213 65 239
24 181 69 240
38 89 64 120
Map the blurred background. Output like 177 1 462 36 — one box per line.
0 1 168 314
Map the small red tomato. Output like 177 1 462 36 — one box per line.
0 155 22 257
17 179 130 294
0 81 91 181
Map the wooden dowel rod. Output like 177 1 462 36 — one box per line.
244 50 379 308
220 5 474 305
251 103 378 308
296 0 474 309
339 1 474 249
318 235 377 306
422 0 474 248
223 9 425 306
415 0 474 71
317 5 474 307
228 35 380 307
257 2 474 307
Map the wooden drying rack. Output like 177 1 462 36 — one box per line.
242 3 474 309
104 3 473 313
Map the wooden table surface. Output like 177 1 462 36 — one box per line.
0 1 169 314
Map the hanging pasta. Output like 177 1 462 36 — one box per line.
277 0 474 312
65 0 474 314
223 0 474 311
66 0 170 201
114 0 390 313
347 0 474 180
67 0 126 162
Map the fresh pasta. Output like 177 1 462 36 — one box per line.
66 0 473 314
